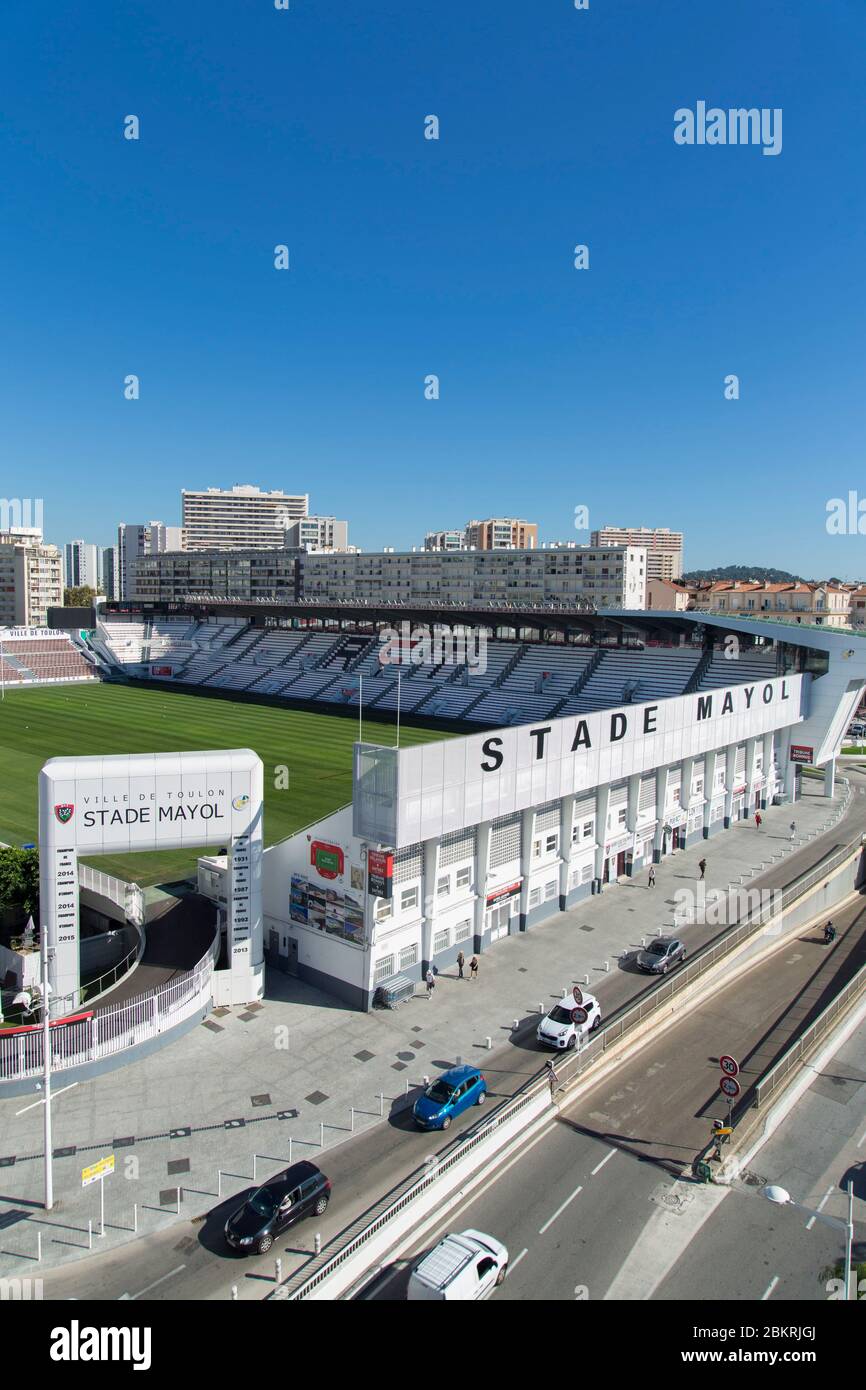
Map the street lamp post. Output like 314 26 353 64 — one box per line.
763 1182 856 1300
41 945 53 1211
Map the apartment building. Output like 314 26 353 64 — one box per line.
101 546 119 601
706 581 852 628
63 540 100 592
117 522 185 600
182 485 308 550
591 527 683 582
130 547 299 603
424 530 465 552
465 518 538 550
284 516 349 551
0 530 63 626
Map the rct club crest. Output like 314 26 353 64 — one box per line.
54 804 74 824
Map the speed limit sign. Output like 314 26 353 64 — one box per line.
572 986 584 1006
719 1055 739 1077
719 1076 740 1099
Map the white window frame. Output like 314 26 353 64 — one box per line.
375 899 393 923
436 874 450 898
399 943 418 971
455 919 472 943
400 886 419 913
455 865 471 890
432 928 450 954
544 879 557 901
374 954 395 983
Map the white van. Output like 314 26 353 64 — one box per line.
406 1229 509 1301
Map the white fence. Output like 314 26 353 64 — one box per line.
0 946 215 1083
78 864 144 926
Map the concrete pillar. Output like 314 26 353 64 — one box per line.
518 808 534 928
761 731 774 808
593 783 611 890
559 793 575 903
743 737 758 818
653 765 671 863
472 821 491 951
723 744 737 828
625 774 641 876
824 757 836 798
702 749 718 839
420 838 439 972
781 727 798 804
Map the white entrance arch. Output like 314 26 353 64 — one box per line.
38 749 264 1011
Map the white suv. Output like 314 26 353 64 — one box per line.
536 993 602 1050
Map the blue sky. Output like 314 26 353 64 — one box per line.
2 0 865 576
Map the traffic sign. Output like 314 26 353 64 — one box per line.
571 1006 588 1025
719 1055 739 1077
82 1154 115 1188
572 986 583 1005
719 1076 740 1098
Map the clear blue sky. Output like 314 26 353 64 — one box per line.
2 0 865 576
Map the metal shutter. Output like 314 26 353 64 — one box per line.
535 801 560 833
439 827 476 868
490 814 521 867
638 776 655 812
609 783 628 809
393 844 422 884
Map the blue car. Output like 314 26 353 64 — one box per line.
413 1065 487 1130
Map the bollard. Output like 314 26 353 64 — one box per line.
640 937 646 948
288 1137 293 1165
275 1258 282 1284
405 1077 410 1095
134 1203 138 1234
88 1220 93 1251
583 975 589 986
320 1122 324 1149
314 1233 321 1255
423 1075 430 1086
561 988 567 999
218 1170 222 1197
177 1186 181 1214
253 1154 257 1182
539 1002 544 1014
603 959 610 972
512 1019 519 1031
378 1092 384 1117
486 1036 492 1050
455 1056 462 1066
37 1230 42 1263
350 1108 355 1133
231 1285 238 1301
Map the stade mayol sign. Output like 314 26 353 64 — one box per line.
478 679 795 772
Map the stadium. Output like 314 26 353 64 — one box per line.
2 597 865 1026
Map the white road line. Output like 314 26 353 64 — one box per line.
509 1248 529 1275
591 1148 617 1177
762 1275 779 1301
120 1265 186 1301
806 1188 834 1231
858 1128 866 1149
539 1185 583 1235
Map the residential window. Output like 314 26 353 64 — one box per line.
399 943 418 970
375 900 393 923
455 920 472 943
374 954 395 983
532 838 542 860
544 879 557 901
400 886 419 913
455 866 471 889
437 874 450 898
433 928 450 954
545 833 558 853
583 820 593 840
617 808 627 826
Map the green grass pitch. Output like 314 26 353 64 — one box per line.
0 683 447 885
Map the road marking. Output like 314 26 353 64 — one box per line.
858 1128 866 1149
509 1248 529 1275
806 1188 834 1231
539 1185 583 1235
762 1275 779 1301
591 1148 617 1176
119 1265 186 1301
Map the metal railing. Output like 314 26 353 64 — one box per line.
753 960 866 1110
79 865 144 924
0 934 218 1083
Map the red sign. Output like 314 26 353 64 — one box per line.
719 1076 740 1098
572 986 584 1005
151 665 172 677
790 745 814 765
485 881 521 906
310 841 344 880
719 1055 739 1077
571 1006 588 1026
367 849 394 899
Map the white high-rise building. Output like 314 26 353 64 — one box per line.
182 485 309 550
284 516 349 551
591 527 683 582
63 540 100 592
117 522 185 599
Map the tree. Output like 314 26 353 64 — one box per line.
64 585 97 607
0 846 40 918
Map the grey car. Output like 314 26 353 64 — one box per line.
636 936 686 974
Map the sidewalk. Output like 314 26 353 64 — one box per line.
0 775 859 1277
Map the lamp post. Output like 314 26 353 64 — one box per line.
41 944 53 1211
763 1182 856 1300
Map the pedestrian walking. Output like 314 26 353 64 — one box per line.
789 820 796 841
648 866 656 888
698 857 707 881
546 1059 558 1099
425 967 435 998
469 955 479 982
754 811 762 830
456 950 465 980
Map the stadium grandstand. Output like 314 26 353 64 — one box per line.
0 627 98 687
89 606 784 727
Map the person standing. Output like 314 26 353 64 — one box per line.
754 811 762 830
648 866 656 889
456 949 465 980
547 1059 558 1100
425 967 435 998
698 857 707 881
469 955 479 982
789 820 796 841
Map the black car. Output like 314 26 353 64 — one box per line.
636 936 686 974
224 1161 330 1254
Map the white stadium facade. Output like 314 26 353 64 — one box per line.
80 602 865 1012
